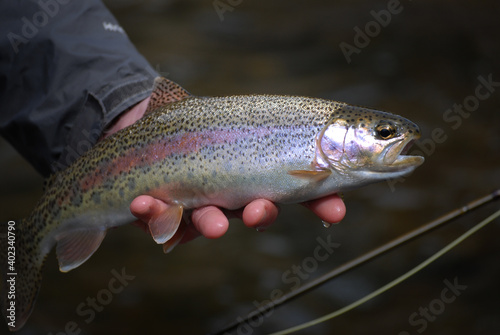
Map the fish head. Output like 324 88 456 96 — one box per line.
316 105 424 181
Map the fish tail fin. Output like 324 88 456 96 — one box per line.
1 217 47 331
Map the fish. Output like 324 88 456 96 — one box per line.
0 77 424 331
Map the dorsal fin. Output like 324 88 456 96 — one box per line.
144 77 191 115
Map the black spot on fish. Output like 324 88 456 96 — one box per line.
91 192 101 204
71 192 83 207
128 178 136 191
163 174 170 183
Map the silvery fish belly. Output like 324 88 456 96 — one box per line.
0 78 424 331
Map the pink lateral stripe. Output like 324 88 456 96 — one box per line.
79 127 273 192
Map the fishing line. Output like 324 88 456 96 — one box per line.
268 207 500 335
210 189 499 335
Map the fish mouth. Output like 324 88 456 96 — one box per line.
376 136 424 172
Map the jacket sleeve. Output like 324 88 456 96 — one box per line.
0 0 157 177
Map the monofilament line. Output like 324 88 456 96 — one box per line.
210 189 499 335
268 208 500 335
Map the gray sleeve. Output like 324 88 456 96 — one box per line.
0 0 157 177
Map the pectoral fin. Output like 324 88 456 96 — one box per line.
149 203 184 244
288 168 331 182
55 228 107 272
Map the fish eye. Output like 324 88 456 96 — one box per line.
376 124 396 140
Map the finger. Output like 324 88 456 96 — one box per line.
130 195 170 234
178 224 202 244
130 195 168 222
131 196 203 246
191 206 229 239
241 199 279 230
302 194 346 224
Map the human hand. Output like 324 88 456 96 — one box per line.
105 96 346 246
129 194 345 245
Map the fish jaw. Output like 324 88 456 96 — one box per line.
374 136 425 173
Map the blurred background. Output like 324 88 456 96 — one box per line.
2 0 499 334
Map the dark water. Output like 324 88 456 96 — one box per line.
2 1 500 334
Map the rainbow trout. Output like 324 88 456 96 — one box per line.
1 78 423 330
